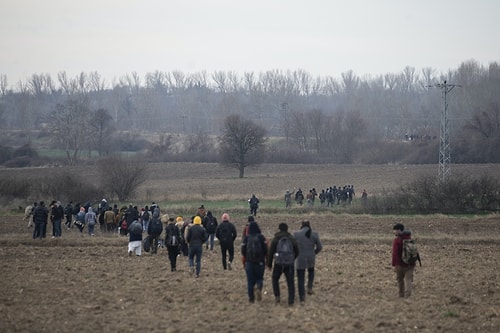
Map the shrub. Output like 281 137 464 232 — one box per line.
22 171 100 204
3 156 33 168
0 177 32 201
97 156 147 201
0 145 13 164
382 173 500 214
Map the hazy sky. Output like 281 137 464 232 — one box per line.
1 0 499 86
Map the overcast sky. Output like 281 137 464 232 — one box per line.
1 0 499 86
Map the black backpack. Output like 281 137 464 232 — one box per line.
274 236 295 265
166 224 180 246
246 234 263 263
150 218 163 235
205 216 217 233
129 220 143 235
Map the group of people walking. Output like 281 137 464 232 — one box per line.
24 199 417 302
241 216 323 305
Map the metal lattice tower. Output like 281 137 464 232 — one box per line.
428 80 461 183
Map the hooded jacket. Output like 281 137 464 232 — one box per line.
293 226 322 270
85 207 97 225
147 210 163 235
241 222 267 263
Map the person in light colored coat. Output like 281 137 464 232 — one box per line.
293 220 322 304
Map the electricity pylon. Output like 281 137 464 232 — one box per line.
427 80 462 183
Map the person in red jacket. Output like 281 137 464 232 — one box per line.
392 223 415 298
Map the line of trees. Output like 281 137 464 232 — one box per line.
1 59 499 165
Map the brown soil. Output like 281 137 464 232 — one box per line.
1 213 499 333
1 163 499 332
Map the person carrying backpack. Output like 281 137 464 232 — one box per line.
215 213 237 270
164 217 181 271
128 220 143 256
241 218 267 303
175 216 188 257
392 223 419 298
147 209 163 254
203 211 218 251
141 206 150 232
267 223 299 306
74 206 86 233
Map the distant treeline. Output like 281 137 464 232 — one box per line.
1 59 499 164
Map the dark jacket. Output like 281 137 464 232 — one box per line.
64 204 73 219
164 223 181 245
186 224 208 246
392 230 414 267
267 231 299 268
33 205 49 224
51 204 64 220
129 228 143 242
215 220 237 245
249 195 259 208
241 222 267 264
203 211 218 234
147 210 163 235
125 206 138 225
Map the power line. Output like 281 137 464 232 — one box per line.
427 80 462 183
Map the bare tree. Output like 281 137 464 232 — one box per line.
58 71 78 95
289 111 309 152
464 104 500 139
145 71 166 90
212 71 228 93
90 108 115 156
98 156 147 201
88 71 107 93
219 114 267 178
152 133 176 157
309 109 326 154
186 132 214 153
49 98 92 165
28 73 55 96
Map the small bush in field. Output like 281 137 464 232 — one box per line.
0 176 32 201
385 173 500 214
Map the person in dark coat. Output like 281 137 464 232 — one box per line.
164 217 181 271
186 216 208 278
50 201 64 238
32 201 48 239
203 211 218 251
241 219 267 303
248 194 259 216
215 213 237 270
267 223 299 306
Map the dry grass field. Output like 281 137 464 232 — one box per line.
0 163 499 333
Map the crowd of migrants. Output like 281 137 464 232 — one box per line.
22 199 327 305
284 185 367 208
21 188 415 305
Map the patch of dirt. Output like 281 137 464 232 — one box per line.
1 213 499 332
